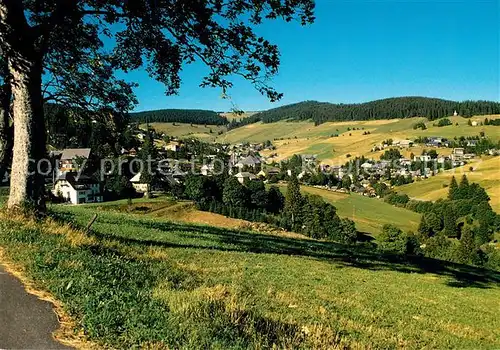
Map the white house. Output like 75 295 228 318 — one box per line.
414 155 432 162
130 172 149 193
451 148 465 161
58 148 91 174
52 173 102 204
235 172 257 184
399 139 414 148
235 155 262 172
165 141 181 152
360 162 373 170
201 164 215 176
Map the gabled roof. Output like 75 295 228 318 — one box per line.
61 148 91 160
238 155 261 166
130 172 143 183
56 172 97 189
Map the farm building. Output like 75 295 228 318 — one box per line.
52 173 102 204
58 148 91 174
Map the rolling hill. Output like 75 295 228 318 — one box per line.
130 108 227 125
397 157 500 212
143 122 226 142
1 206 499 348
219 115 500 164
276 184 422 235
231 97 500 126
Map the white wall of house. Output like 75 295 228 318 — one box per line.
132 183 149 193
53 181 102 204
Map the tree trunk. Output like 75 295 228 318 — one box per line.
1 0 47 212
7 58 46 212
0 61 12 182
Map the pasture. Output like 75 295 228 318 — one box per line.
276 184 421 235
142 122 226 142
397 156 500 212
218 115 500 164
0 206 499 349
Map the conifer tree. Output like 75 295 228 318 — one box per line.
417 216 431 239
455 227 478 265
448 176 458 200
284 173 303 230
457 174 470 199
443 206 458 237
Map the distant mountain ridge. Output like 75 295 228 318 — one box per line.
130 108 227 125
228 97 500 127
125 97 500 128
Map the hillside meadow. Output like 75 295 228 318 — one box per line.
275 184 421 236
220 111 258 122
142 122 226 142
217 115 500 164
397 156 500 212
0 206 499 349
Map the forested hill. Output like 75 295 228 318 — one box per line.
130 108 228 125
229 97 500 127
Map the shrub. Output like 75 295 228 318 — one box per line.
436 118 452 127
378 224 411 254
384 193 409 206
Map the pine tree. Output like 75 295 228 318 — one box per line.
417 216 431 239
455 227 478 265
457 174 470 199
448 176 458 200
284 174 303 229
443 205 458 237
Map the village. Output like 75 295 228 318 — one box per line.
44 123 499 204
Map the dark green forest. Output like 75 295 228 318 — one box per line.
229 97 500 127
130 108 227 125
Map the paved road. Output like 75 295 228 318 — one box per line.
0 265 71 349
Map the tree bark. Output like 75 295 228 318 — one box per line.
0 60 13 182
1 0 47 212
7 58 46 211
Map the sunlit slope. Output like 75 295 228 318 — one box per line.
219 115 500 163
275 184 421 235
3 206 498 348
397 157 500 212
142 122 226 142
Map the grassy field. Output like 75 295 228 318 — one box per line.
217 115 500 164
84 196 262 232
142 122 226 142
0 206 499 349
276 184 421 235
220 111 258 122
397 156 500 212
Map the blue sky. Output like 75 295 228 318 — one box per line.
125 0 499 112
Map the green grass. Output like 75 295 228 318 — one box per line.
0 206 499 349
218 115 500 164
220 116 500 145
220 111 258 122
276 184 421 235
143 122 226 142
397 157 500 213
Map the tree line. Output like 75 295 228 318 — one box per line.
130 109 228 125
176 172 358 244
378 175 500 270
228 97 500 127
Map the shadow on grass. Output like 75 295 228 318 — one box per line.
52 210 500 290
